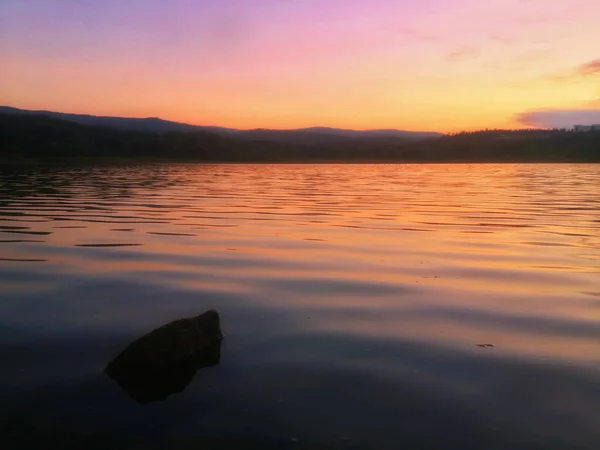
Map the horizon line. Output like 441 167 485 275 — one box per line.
1 104 563 134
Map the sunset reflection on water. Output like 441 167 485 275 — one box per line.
1 163 600 449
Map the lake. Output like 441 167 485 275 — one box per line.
1 163 599 449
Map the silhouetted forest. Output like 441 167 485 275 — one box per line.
1 113 599 162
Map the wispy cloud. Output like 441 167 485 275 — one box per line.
548 58 600 81
515 108 600 128
576 59 600 76
396 27 439 42
446 46 479 62
489 35 515 46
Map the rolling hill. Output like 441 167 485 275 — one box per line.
0 106 441 143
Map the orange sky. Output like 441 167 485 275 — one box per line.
1 0 599 132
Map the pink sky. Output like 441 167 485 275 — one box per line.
1 0 599 131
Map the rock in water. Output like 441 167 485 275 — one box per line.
107 309 222 370
105 309 223 403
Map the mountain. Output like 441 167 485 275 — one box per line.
0 106 441 142
1 110 598 162
294 127 440 139
237 127 441 145
0 106 237 135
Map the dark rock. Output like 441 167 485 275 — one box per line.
105 309 223 403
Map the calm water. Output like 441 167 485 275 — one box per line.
1 163 599 449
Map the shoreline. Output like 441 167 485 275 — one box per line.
2 157 600 165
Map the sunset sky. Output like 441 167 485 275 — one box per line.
1 0 599 132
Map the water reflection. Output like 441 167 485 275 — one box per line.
107 340 221 403
0 163 600 448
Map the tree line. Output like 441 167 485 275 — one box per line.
1 113 599 162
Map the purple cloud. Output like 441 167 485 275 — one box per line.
515 109 600 128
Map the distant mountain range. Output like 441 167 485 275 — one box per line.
2 107 599 162
0 106 442 143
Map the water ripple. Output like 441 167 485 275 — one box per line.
1 163 600 448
